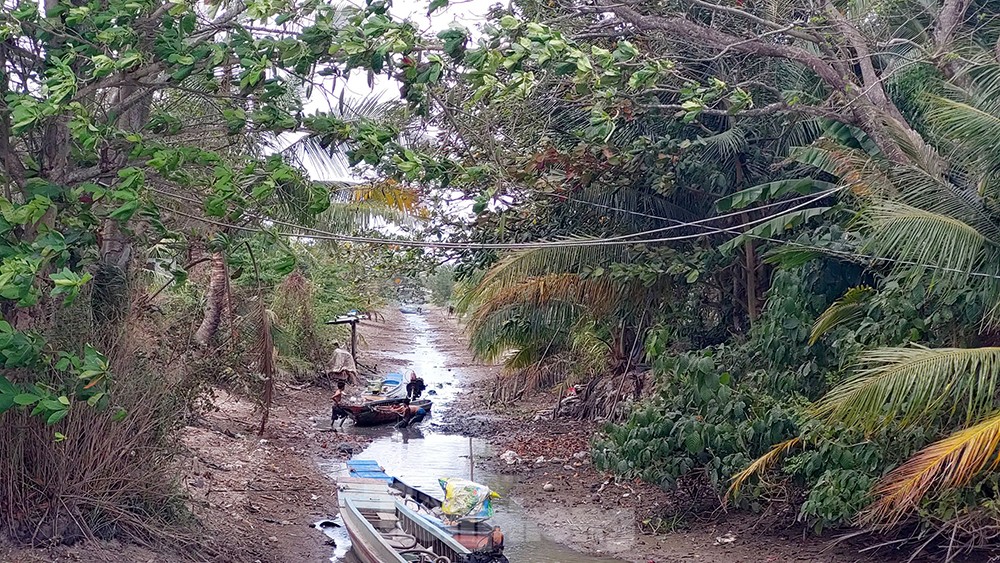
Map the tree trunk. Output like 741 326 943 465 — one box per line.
743 240 759 324
195 252 227 346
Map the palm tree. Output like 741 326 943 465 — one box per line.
733 63 1000 532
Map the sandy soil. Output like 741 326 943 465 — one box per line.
0 305 974 563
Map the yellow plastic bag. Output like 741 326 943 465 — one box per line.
438 478 500 522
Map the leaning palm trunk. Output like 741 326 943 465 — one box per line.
256 303 276 435
195 252 228 346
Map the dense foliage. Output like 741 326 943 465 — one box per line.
6 0 1000 557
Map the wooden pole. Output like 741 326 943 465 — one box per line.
469 436 474 481
350 320 358 361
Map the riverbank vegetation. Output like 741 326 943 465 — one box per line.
4 0 1000 559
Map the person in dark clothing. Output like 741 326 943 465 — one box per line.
330 381 351 427
406 371 426 400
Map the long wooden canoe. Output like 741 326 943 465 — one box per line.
338 477 471 563
338 398 432 427
338 461 508 563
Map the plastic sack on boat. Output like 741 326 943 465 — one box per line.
438 478 499 522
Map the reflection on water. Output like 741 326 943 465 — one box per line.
326 433 628 563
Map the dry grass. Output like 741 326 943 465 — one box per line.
0 280 217 558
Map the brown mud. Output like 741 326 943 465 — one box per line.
0 306 969 562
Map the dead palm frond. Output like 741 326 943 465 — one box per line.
861 412 1000 529
254 301 277 435
726 437 802 500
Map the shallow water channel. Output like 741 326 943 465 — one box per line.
320 312 627 563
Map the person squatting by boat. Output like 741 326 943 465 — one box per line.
390 398 427 428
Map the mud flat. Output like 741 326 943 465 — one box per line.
0 305 941 563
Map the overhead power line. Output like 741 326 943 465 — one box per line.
155 187 1000 282
154 185 839 249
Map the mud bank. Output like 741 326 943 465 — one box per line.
420 309 942 563
0 305 949 563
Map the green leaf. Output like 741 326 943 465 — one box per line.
13 393 40 406
715 180 838 212
0 393 14 415
109 199 140 221
47 409 69 426
0 375 16 395
719 207 832 255
427 0 448 15
499 15 520 29
684 431 704 454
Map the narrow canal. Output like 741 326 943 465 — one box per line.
320 311 628 563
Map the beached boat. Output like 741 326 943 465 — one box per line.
340 398 432 427
338 460 507 563
363 372 406 401
399 305 423 314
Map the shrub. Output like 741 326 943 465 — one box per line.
0 320 191 547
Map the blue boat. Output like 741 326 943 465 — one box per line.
364 372 405 400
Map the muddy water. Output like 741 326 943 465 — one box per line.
324 312 627 563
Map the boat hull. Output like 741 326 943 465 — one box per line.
338 476 468 563
343 399 432 427
338 481 406 563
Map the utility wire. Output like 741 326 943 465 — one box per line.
152 187 1000 281
150 185 838 249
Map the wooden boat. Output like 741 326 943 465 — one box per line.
363 372 406 401
341 398 432 427
338 460 507 563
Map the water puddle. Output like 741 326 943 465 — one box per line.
323 312 627 562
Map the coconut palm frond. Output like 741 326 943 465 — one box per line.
782 117 826 149
571 185 702 227
468 300 580 364
861 411 1000 529
886 167 996 236
469 274 621 329
697 127 748 168
812 346 1000 431
280 134 356 181
727 437 802 500
570 325 613 373
459 244 629 311
504 347 546 371
314 200 419 234
927 96 1000 181
790 143 891 196
884 120 947 180
861 202 997 279
808 285 875 345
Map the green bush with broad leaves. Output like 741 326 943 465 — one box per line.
595 245 995 531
